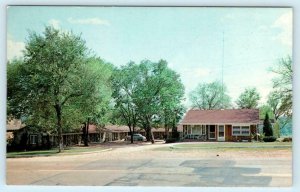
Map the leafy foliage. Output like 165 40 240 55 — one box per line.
111 62 140 143
259 105 274 120
134 60 185 141
7 26 113 151
112 60 185 142
236 87 260 109
270 56 292 118
189 81 231 109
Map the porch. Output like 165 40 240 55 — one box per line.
182 124 257 142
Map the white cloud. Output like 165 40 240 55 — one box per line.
7 36 25 61
48 19 61 29
272 11 292 48
67 17 109 25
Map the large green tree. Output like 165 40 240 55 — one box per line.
189 81 231 109
267 91 287 121
7 26 112 152
112 60 185 143
236 87 260 109
134 60 185 142
270 56 292 117
111 62 140 144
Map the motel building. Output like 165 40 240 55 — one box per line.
180 109 260 142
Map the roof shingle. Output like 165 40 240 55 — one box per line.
181 109 259 124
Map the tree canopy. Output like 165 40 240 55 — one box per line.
236 87 260 109
111 62 140 143
189 81 231 109
7 26 113 151
112 60 185 142
270 56 292 118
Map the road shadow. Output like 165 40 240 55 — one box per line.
180 160 272 187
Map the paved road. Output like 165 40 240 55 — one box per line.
6 143 292 187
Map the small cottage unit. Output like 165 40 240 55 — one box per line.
180 109 259 142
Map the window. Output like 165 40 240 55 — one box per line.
113 133 118 140
233 126 240 135
193 125 201 134
241 126 250 135
187 125 192 134
30 135 37 144
232 126 250 136
219 125 224 137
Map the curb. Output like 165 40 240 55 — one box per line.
6 148 113 158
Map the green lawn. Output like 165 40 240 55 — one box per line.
7 146 108 158
154 142 292 151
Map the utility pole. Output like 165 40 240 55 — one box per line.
221 31 224 109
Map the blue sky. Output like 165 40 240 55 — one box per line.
7 6 292 107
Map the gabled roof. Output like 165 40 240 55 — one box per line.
181 109 259 124
88 124 138 133
88 124 183 133
6 119 25 131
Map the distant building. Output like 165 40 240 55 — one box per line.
7 119 181 150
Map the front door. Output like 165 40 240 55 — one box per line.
209 125 216 139
218 125 225 141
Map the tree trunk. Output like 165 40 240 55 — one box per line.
84 119 89 146
128 125 133 144
164 126 169 140
150 129 155 144
145 125 155 144
164 113 169 139
55 104 63 153
145 127 151 141
172 115 179 139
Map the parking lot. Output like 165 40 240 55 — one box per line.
6 142 292 187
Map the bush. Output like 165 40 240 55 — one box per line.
252 133 265 142
282 137 292 142
263 136 277 142
263 113 273 136
165 138 178 143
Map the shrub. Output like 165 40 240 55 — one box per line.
263 113 273 136
252 133 265 142
282 137 292 142
165 138 177 143
263 136 277 142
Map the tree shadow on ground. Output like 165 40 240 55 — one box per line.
180 160 272 187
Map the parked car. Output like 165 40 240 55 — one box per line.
126 134 147 141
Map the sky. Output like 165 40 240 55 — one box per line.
7 6 292 108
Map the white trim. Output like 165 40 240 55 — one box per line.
30 134 37 144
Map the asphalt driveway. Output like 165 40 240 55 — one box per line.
6 142 292 187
